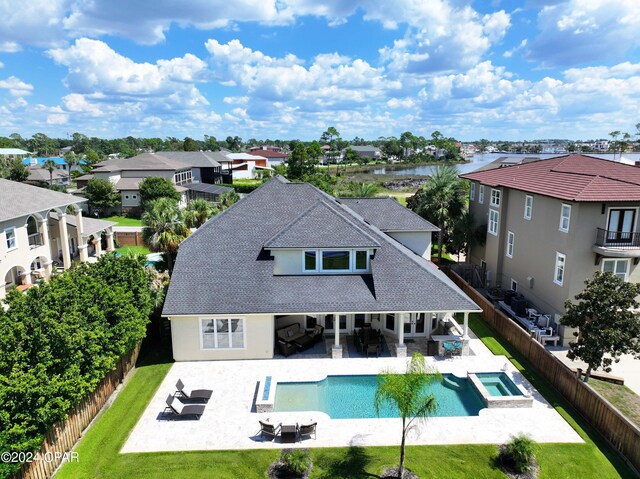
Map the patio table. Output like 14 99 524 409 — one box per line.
280 424 297 443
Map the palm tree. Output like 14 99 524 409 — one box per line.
343 182 380 197
408 166 465 262
609 130 621 161
64 151 79 182
184 199 217 229
219 190 240 210
142 197 191 274
41 158 57 184
374 353 439 479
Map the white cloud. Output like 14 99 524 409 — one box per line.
47 113 69 124
503 39 527 58
0 76 34 96
0 0 67 49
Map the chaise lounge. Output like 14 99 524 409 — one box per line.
175 379 213 402
164 394 206 419
259 419 281 441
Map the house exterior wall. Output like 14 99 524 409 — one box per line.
92 171 121 184
121 190 141 207
1 214 52 288
121 169 173 179
169 314 274 361
386 231 432 259
272 249 300 275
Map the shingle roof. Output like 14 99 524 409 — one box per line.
182 182 232 195
115 178 143 190
153 151 222 168
0 179 85 222
264 200 381 249
461 154 640 202
94 154 186 172
338 198 439 232
163 176 479 316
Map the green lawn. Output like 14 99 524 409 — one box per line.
589 379 640 428
103 215 143 227
56 318 636 479
116 245 151 255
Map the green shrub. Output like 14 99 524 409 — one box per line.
281 449 311 476
498 434 536 473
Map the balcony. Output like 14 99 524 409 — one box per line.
28 232 43 249
592 228 640 259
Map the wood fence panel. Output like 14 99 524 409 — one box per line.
10 344 141 479
447 269 640 474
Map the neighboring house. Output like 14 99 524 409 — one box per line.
218 153 273 179
25 167 69 187
75 151 231 215
246 148 289 166
0 179 115 299
0 148 31 159
461 154 640 344
342 145 382 162
163 176 479 361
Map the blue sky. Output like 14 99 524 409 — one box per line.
0 0 639 141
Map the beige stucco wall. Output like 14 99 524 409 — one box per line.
169 314 274 361
386 231 432 258
1 215 51 287
121 190 141 207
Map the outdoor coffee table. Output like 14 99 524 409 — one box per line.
280 424 297 443
293 335 314 351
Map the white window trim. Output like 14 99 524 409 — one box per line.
5 227 17 251
554 252 566 286
478 185 485 204
302 250 319 272
200 317 246 350
470 183 475 201
510 279 518 292
524 195 533 220
506 231 514 258
302 249 370 274
559 204 571 233
488 209 499 236
601 258 630 281
490 188 501 207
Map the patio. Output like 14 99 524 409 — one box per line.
122 335 582 454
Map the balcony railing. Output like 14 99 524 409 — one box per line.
28 232 43 249
595 228 640 249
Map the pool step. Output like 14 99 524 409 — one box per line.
442 376 463 390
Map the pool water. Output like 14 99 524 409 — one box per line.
274 374 485 419
475 373 522 397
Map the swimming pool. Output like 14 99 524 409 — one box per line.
274 374 485 419
475 373 522 397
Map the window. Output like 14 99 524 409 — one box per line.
354 314 366 328
354 250 368 271
479 185 485 204
5 227 16 250
602 259 630 281
124 195 129 199
470 183 475 201
324 314 346 330
322 251 350 270
490 189 501 207
559 204 571 232
303 251 317 271
488 210 499 236
385 313 395 332
524 195 533 220
554 252 566 286
132 195 137 199
510 279 518 292
201 318 244 349
506 231 514 258
305 315 317 329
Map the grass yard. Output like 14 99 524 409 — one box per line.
103 215 143 227
56 319 637 479
589 379 640 428
116 245 151 255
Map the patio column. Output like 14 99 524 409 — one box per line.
396 312 407 358
78 242 89 262
95 236 103 257
58 213 71 270
38 218 50 253
331 314 342 359
105 229 115 251
43 260 53 279
462 312 470 356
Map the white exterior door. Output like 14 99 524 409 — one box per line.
403 313 427 337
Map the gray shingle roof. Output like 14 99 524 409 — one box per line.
338 198 439 232
182 182 233 195
264 200 381 249
0 179 86 222
115 178 143 191
154 151 222 168
163 176 479 316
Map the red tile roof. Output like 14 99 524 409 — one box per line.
246 149 288 158
461 154 640 202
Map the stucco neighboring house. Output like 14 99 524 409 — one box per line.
218 153 273 179
0 179 115 299
246 148 289 166
342 145 382 162
26 167 69 187
163 176 479 361
75 151 230 215
461 154 640 344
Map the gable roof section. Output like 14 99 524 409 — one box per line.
246 149 288 158
338 197 439 232
264 200 381 249
154 151 222 168
94 153 186 172
461 154 640 202
0 179 85 222
163 176 478 316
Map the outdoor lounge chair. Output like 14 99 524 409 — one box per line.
259 419 281 441
164 394 205 419
175 379 213 402
297 422 317 441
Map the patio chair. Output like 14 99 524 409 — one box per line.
259 419 281 441
164 394 205 419
175 379 213 402
297 422 317 441
308 324 325 344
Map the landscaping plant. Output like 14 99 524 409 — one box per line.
497 434 537 475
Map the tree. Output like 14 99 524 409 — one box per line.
342 146 360 165
203 135 219 151
449 210 486 260
609 130 621 161
139 177 181 209
306 141 323 163
320 126 339 147
477 139 490 155
142 197 191 273
408 166 466 261
374 353 439 479
287 143 315 179
84 178 120 216
184 199 217 228
41 158 57 184
64 151 80 182
82 149 101 172
183 137 199 151
5 158 29 182
561 272 640 382
219 190 240 210
225 136 243 152
341 182 380 197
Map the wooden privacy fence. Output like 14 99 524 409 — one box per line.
115 231 143 247
10 344 141 479
447 269 640 474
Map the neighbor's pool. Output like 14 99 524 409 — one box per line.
274 374 485 419
475 373 523 397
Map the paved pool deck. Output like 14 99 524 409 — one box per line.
122 338 582 453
